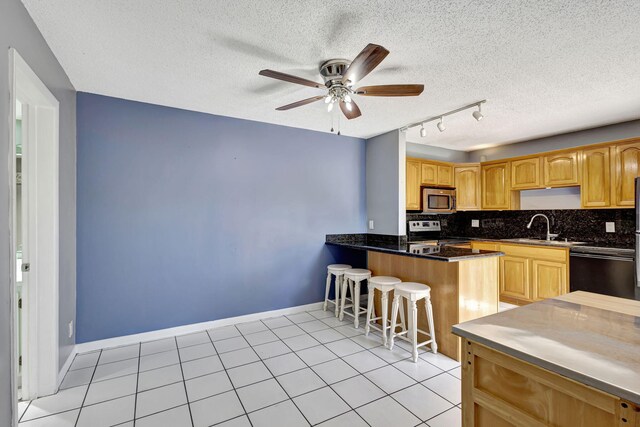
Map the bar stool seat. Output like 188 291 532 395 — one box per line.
389 282 437 362
324 264 352 316
340 268 371 328
364 276 405 346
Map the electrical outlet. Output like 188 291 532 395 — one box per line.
471 219 480 228
68 321 73 338
605 222 615 233
368 220 374 230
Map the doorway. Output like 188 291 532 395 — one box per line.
9 48 60 416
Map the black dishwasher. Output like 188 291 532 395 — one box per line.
569 246 636 300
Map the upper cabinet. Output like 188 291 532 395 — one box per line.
543 151 579 187
511 157 541 189
454 164 481 210
406 136 640 211
581 147 611 208
611 141 640 207
406 158 422 210
481 162 514 210
437 164 454 187
420 162 437 185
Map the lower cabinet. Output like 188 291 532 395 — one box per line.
471 242 569 304
531 259 567 301
500 256 530 301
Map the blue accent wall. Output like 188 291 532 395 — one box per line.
77 93 366 342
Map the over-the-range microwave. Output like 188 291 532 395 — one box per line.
422 187 456 214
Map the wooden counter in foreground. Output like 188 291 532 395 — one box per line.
368 251 499 361
453 291 640 426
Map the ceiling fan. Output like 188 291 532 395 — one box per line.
258 44 424 120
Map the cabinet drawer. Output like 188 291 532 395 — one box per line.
499 244 568 263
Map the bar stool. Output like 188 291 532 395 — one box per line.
364 276 405 346
339 268 371 328
324 264 351 317
389 282 437 362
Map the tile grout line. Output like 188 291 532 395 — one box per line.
74 349 103 427
205 329 255 427
269 316 373 427
132 342 141 427
173 336 195 427
255 318 315 426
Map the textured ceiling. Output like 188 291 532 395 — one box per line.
23 0 640 150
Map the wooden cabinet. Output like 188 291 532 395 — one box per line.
420 162 437 185
481 162 514 210
511 157 541 189
611 141 640 207
581 147 611 208
470 241 499 251
460 340 629 427
500 256 530 301
543 151 579 187
531 259 567 301
420 160 453 187
454 164 481 210
437 164 453 186
474 242 569 305
406 158 421 210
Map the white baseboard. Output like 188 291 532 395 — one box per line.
74 301 324 355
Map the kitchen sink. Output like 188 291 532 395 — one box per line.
501 238 587 246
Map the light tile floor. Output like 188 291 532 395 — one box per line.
18 309 462 427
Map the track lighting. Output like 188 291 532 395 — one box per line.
401 100 487 137
472 103 483 121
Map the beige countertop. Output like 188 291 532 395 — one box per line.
453 291 640 405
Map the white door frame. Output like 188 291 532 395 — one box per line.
8 48 60 410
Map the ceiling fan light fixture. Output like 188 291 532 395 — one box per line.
344 94 352 103
346 102 353 111
327 102 334 112
324 96 332 104
472 103 483 121
437 117 446 132
420 124 427 138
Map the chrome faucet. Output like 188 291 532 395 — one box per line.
526 214 559 241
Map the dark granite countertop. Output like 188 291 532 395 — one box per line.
444 236 635 251
325 236 503 262
453 292 640 405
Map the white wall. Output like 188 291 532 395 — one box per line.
406 141 468 162
366 130 405 235
468 119 640 161
1 0 76 422
519 187 581 210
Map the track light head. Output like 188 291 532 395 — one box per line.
472 103 483 121
420 124 427 138
437 117 445 132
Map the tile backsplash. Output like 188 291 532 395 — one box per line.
407 209 635 248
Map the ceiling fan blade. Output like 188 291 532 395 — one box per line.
356 84 424 97
259 69 324 88
276 95 326 111
341 44 389 84
339 100 362 120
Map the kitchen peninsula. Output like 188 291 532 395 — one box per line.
453 291 640 426
326 235 503 361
